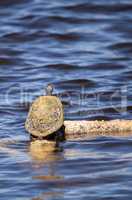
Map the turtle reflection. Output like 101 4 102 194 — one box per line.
29 139 62 162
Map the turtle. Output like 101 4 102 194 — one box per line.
25 84 64 139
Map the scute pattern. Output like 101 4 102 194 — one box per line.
25 96 63 137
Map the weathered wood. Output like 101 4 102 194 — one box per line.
64 120 132 140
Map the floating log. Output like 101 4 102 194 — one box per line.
64 120 132 140
1 120 132 160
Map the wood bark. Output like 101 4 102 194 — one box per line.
64 120 132 140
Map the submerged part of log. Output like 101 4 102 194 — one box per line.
64 120 132 140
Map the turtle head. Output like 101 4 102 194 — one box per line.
45 84 54 96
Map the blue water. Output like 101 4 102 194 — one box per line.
0 0 132 199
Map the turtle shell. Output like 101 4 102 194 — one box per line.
25 96 63 137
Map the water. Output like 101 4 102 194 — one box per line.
0 0 132 199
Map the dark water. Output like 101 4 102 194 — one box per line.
0 0 132 199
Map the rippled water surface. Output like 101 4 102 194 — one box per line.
0 0 132 199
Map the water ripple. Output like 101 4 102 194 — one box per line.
0 0 132 199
